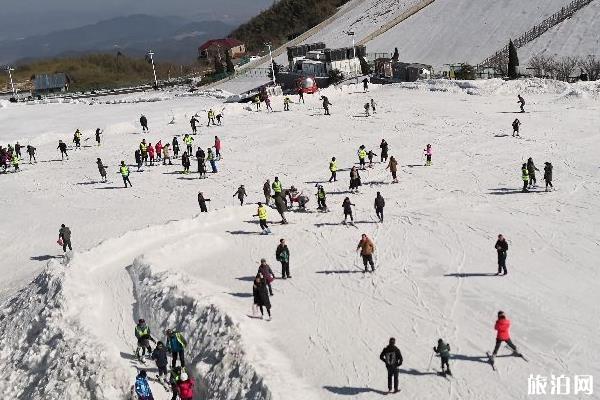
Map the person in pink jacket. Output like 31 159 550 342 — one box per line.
148 142 155 166
155 141 163 162
214 136 221 159
492 311 520 356
424 144 432 166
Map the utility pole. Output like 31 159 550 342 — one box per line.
147 51 158 89
265 43 276 85
5 66 18 99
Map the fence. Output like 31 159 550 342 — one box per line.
480 0 595 67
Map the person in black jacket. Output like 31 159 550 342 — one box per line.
275 239 291 279
151 341 169 383
380 337 403 393
197 192 210 212
342 197 355 223
140 114 149 132
379 139 389 163
57 140 69 160
253 275 272 320
543 162 553 191
495 234 509 275
374 192 385 222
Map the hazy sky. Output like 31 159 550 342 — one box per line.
0 0 274 40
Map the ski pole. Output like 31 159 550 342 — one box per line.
426 351 435 371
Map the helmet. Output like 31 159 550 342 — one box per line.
180 372 189 381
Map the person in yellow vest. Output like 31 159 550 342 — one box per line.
255 202 271 234
521 163 529 193
139 139 148 165
328 157 338 182
272 177 283 198
316 185 327 211
183 134 194 155
120 161 132 188
283 96 291 111
358 145 367 170
207 109 216 126
11 153 20 172
73 129 82 149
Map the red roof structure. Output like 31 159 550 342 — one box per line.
198 38 244 52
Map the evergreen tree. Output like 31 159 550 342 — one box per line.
508 40 519 79
225 51 235 73
392 47 399 62
359 56 371 75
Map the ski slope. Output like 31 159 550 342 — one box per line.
1 78 599 399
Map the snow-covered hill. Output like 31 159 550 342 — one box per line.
1 79 599 399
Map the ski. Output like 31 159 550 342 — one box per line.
486 352 496 371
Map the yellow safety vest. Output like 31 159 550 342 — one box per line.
120 166 130 176
258 206 267 220
329 161 337 172
184 136 193 145
140 143 147 152
272 181 282 193
522 168 529 181
358 149 367 160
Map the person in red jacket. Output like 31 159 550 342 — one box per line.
214 136 221 159
492 311 520 356
155 141 163 162
148 142 155 166
176 371 195 400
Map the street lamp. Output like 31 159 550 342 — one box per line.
4 66 18 99
265 43 276 85
146 51 159 88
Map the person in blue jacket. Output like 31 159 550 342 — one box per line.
166 328 187 368
134 370 154 400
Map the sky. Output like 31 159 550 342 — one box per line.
0 0 274 40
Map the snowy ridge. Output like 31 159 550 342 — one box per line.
128 258 272 400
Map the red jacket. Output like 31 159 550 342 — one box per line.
214 139 221 151
495 318 511 340
148 146 155 156
177 378 194 400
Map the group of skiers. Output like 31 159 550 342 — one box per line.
520 157 553 192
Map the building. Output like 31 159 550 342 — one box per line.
198 38 245 60
374 59 432 82
287 42 366 78
32 73 70 94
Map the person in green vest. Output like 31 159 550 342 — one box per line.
255 202 271 234
433 339 451 376
120 161 132 188
183 134 194 155
316 185 327 211
283 96 291 111
328 157 337 182
139 139 148 165
358 145 367 170
207 109 216 126
11 153 20 172
521 163 529 193
135 319 155 361
272 177 283 198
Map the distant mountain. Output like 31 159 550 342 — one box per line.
0 14 233 64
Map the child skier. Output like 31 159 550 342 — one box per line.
367 150 377 167
151 341 169 384
134 370 154 400
433 339 451 376
96 158 107 182
424 144 432 166
543 162 553 191
512 119 521 137
491 311 522 359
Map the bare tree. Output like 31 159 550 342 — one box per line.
578 55 600 81
554 56 578 81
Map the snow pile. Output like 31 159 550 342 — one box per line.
129 259 272 400
0 260 127 399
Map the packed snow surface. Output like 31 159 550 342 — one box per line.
1 78 599 399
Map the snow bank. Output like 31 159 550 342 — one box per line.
0 260 127 399
128 259 272 400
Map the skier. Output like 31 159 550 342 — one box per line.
257 258 275 295
135 149 142 171
380 337 403 393
134 370 154 400
371 98 377 114
521 163 529 193
517 94 525 113
274 193 288 224
214 136 221 159
374 192 385 222
265 97 273 112
357 145 367 169
362 77 369 92
233 185 247 205
96 158 107 182
14 142 22 158
316 185 327 211
253 275 272 319
527 157 539 188
168 367 183 400
491 311 521 358
183 134 194 156
357 233 375 272
95 128 102 146
140 114 149 132
263 180 272 205
196 147 206 178
275 239 291 279
120 161 132 187
342 197 355 223
255 202 271 234
26 145 37 163
512 118 521 137
328 157 338 182
190 115 199 133
11 153 20 172
140 140 149 165
283 96 291 111
57 140 68 160
253 95 261 111
543 162 553 191
364 102 370 117
151 341 169 385
380 139 388 162
172 137 180 158
215 112 223 125
147 142 155 166
59 224 72 252
135 319 155 360
176 371 195 400
166 328 187 368
181 151 190 174
298 88 305 104
321 96 332 115
367 149 377 167
207 109 216 126
349 166 362 193
386 156 398 183
424 144 432 166
272 176 283 198
197 192 211 212
433 339 451 376
163 143 172 165
206 148 217 173
73 129 81 149
155 141 163 162
495 234 509 275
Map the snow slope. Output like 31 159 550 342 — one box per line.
1 78 599 399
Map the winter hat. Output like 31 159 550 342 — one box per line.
497 311 505 318
139 370 147 378
180 372 189 381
